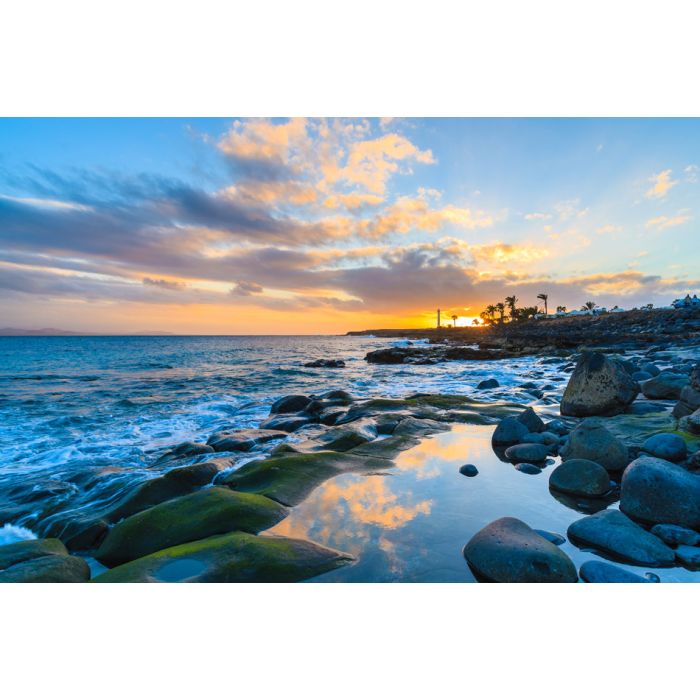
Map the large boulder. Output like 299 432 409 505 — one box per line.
678 408 700 436
673 385 700 419
0 538 90 582
518 407 546 433
567 509 675 566
549 459 610 497
96 487 289 567
270 395 312 414
641 372 689 400
93 532 353 583
620 455 700 529
463 517 578 583
559 418 629 472
641 433 687 462
560 351 639 417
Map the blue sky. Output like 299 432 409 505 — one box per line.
0 118 698 332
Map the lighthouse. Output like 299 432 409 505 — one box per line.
437 308 441 328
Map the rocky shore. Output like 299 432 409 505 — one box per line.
2 326 700 582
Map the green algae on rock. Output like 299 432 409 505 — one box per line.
215 450 391 506
92 531 354 583
96 487 289 567
0 538 91 582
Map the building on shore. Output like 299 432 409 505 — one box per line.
672 294 700 309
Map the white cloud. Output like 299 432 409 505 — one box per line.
645 212 692 230
524 212 551 221
645 169 678 199
685 164 699 183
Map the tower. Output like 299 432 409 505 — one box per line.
437 308 441 328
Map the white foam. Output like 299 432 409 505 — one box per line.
0 523 38 545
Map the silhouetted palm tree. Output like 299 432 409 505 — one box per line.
505 295 518 320
556 305 567 313
485 305 497 323
495 302 506 323
581 301 597 311
451 314 458 327
537 293 549 315
472 318 480 326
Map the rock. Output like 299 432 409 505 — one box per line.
650 524 700 547
567 509 675 566
270 394 312 414
641 433 687 462
688 450 700 471
259 414 315 432
207 429 287 452
463 517 577 583
641 372 689 400
534 530 566 545
560 351 639 417
504 443 550 462
303 359 345 368
514 463 543 474
318 407 347 426
319 389 354 403
620 455 700 529
459 464 478 477
640 362 661 377
673 385 700 419
521 432 546 444
549 459 610 497
679 408 700 436
95 487 289 567
215 451 390 506
579 560 652 583
0 537 68 569
0 553 91 582
105 462 219 523
632 371 653 382
675 545 700 568
153 441 214 465
545 419 569 436
93 532 354 583
559 418 629 472
477 378 499 390
517 407 545 433
393 416 449 437
315 422 376 451
492 416 530 446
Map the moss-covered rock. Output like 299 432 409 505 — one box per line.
215 451 390 506
105 461 219 523
96 487 289 567
348 435 421 460
0 554 90 582
0 537 68 569
92 532 353 583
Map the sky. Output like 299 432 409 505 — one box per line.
0 117 698 334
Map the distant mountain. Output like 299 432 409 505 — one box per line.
0 328 174 336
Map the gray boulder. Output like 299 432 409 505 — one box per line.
477 378 499 389
270 394 312 414
549 459 610 497
641 433 687 462
620 455 700 529
463 517 577 582
492 416 529 445
560 351 639 417
678 408 700 436
641 372 689 400
579 560 653 583
567 509 675 566
504 443 550 463
650 524 700 547
673 385 700 419
518 407 545 433
559 418 629 472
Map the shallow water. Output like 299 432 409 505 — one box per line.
268 425 700 583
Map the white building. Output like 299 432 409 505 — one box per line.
672 294 700 309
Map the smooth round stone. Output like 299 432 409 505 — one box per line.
549 458 611 497
463 517 578 583
559 418 629 472
459 463 479 477
492 416 529 445
642 433 687 462
504 443 550 463
477 378 499 390
515 462 543 475
579 560 653 583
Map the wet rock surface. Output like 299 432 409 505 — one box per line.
0 538 90 583
560 418 629 472
549 459 610 497
579 560 653 583
463 517 577 582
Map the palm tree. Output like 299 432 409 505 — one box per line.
537 293 549 315
495 302 506 324
581 301 597 311
505 295 519 321
485 304 497 323
556 305 567 313
451 314 458 328
472 318 480 326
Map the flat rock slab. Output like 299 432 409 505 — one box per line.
567 509 675 567
549 459 610 497
93 532 353 583
215 450 391 506
620 456 700 529
207 429 287 452
463 517 578 583
96 487 289 567
579 560 653 583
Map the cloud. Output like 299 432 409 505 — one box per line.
645 169 678 199
230 280 263 296
685 164 699 183
596 224 622 235
524 212 551 221
469 242 550 265
645 212 691 230
142 277 186 290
